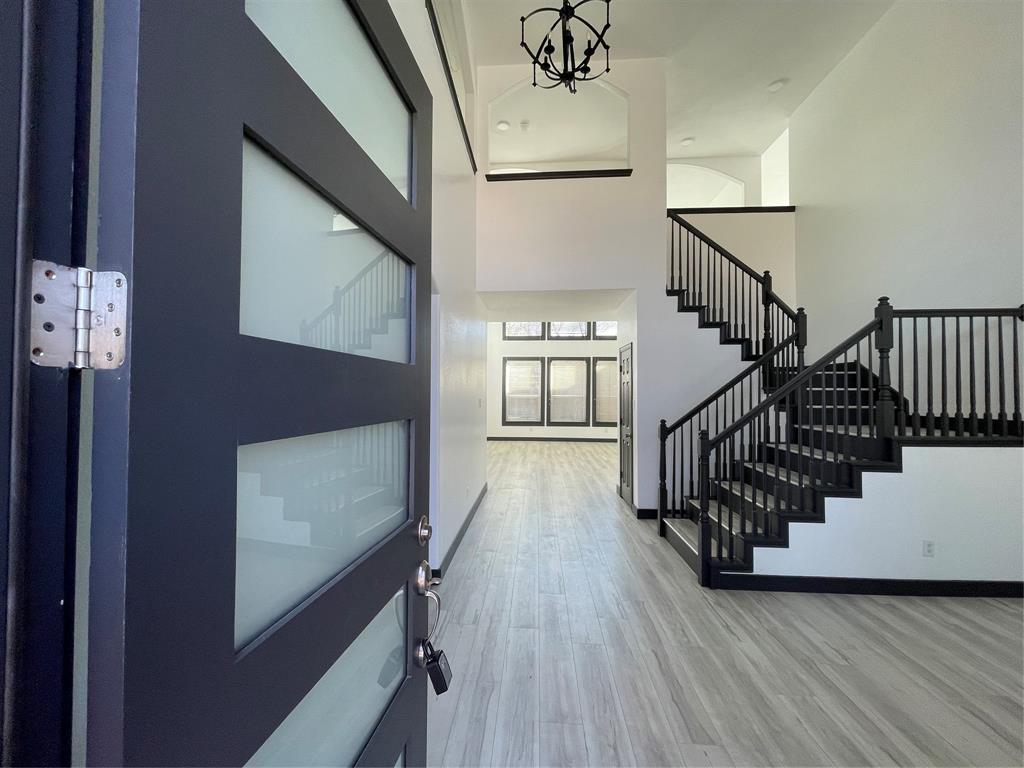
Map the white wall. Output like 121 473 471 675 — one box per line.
485 324 620 440
390 0 488 568
760 129 789 206
790 0 1023 356
752 447 1024 581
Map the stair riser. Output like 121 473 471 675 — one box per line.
712 485 785 538
759 445 855 486
791 426 888 461
791 405 876 427
737 465 817 511
782 389 874 407
704 520 749 563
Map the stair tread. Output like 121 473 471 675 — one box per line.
741 462 817 487
714 480 800 512
770 442 886 464
684 498 780 537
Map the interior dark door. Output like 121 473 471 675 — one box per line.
86 2 432 765
618 343 633 505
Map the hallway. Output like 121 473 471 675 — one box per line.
428 442 1024 768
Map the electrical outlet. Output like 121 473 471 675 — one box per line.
922 540 935 558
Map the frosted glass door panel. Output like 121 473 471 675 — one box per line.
247 589 406 767
236 421 409 647
548 359 588 424
245 0 411 198
240 141 410 363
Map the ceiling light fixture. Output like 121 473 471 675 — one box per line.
680 137 695 147
520 0 612 95
767 78 789 93
495 120 511 132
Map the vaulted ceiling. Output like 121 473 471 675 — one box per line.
462 0 892 158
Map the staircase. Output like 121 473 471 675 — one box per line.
299 248 408 357
659 211 1024 589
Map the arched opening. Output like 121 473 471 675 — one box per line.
666 163 745 208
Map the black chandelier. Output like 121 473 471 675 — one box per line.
520 0 611 94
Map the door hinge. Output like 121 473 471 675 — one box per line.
30 260 127 369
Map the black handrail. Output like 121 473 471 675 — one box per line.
893 307 1024 318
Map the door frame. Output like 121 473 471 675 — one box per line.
1 1 94 762
85 1 433 764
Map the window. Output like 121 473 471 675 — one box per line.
546 358 590 426
502 358 544 425
548 321 591 340
592 358 618 426
503 321 544 340
594 321 618 340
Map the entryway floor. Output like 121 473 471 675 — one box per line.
428 441 1023 767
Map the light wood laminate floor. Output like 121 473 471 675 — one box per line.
428 442 1023 767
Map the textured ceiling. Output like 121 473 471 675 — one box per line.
463 0 892 157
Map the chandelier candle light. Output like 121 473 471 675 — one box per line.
520 0 611 94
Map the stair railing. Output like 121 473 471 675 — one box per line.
658 328 803 531
683 298 1024 586
891 307 1024 439
299 248 405 353
667 211 800 360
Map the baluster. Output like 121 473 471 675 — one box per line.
773 396 782 530
671 431 677 515
969 316 978 434
926 318 935 435
685 229 691 296
697 238 703 305
1013 314 1022 436
867 335 875 438
727 435 735 561
714 440 724 560
687 421 694 498
855 341 864 441
955 317 964 434
671 224 677 293
830 359 839 483
911 317 920 435
897 319 905 438
842 350 851 464
997 316 1007 434
984 317 992 435
697 431 711 585
732 263 738 338
940 318 949 435
761 271 773 370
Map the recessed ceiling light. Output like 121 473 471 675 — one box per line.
767 78 789 93
680 137 695 147
495 120 511 132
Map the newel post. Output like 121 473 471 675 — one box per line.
796 307 808 370
697 429 712 587
874 297 896 439
657 420 669 535
761 270 774 349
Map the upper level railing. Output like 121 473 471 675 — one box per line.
667 211 798 358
